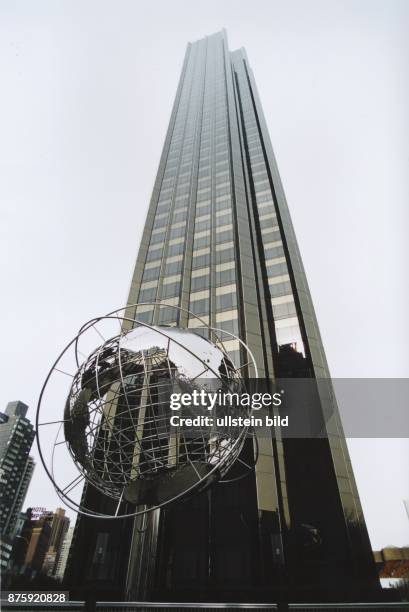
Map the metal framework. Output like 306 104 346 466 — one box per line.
36 302 259 520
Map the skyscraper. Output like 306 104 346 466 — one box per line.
42 508 70 576
20 511 53 575
55 525 74 582
0 402 35 538
67 31 379 603
0 401 35 573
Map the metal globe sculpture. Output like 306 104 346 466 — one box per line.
36 304 258 519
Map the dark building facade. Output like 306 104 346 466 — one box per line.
19 510 53 575
67 31 379 603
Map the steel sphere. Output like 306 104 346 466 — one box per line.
36 304 258 519
64 323 247 506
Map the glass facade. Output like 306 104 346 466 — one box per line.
67 31 379 604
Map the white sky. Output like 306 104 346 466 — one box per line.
0 0 408 549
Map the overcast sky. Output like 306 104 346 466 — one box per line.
1 0 408 549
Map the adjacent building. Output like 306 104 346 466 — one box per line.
9 507 70 578
0 402 35 538
66 31 380 603
0 401 35 572
42 508 70 576
23 513 53 574
374 546 409 587
55 526 74 582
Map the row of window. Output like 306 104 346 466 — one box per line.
142 264 236 291
189 292 237 315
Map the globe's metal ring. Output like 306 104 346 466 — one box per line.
36 302 258 520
